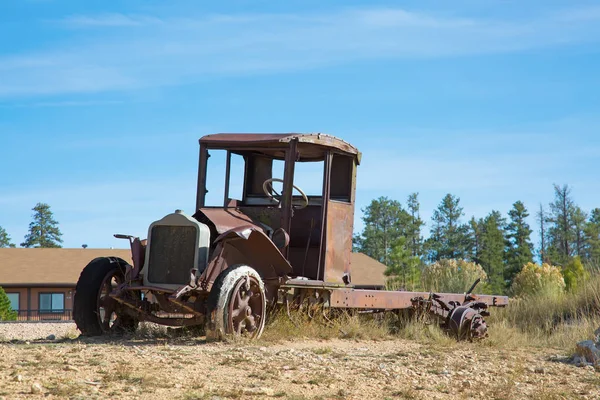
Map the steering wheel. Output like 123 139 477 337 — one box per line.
262 178 309 209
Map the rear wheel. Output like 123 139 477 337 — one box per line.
74 258 138 336
206 265 266 340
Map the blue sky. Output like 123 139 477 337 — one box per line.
1 0 599 249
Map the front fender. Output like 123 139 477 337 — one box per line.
199 226 292 292
214 226 293 278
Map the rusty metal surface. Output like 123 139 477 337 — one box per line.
199 133 360 161
329 288 508 309
198 226 293 293
282 278 347 289
324 201 354 284
195 208 266 237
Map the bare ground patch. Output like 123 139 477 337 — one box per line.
0 335 598 400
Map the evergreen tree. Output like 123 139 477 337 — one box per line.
0 286 17 321
468 216 483 264
0 226 15 248
505 201 533 285
584 208 600 265
547 184 576 265
537 204 548 263
572 206 588 257
353 197 410 266
479 211 506 293
406 193 424 258
21 203 63 248
384 237 421 290
426 194 470 261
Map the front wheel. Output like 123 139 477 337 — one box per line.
206 265 266 340
73 258 138 336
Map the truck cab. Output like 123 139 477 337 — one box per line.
194 133 361 284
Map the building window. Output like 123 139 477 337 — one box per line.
39 293 64 313
6 293 19 311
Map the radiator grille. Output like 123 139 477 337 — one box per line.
148 225 197 284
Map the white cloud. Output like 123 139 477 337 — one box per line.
1 6 599 97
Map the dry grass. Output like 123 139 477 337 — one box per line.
259 309 391 343
259 275 600 352
485 274 600 351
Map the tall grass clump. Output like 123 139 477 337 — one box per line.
487 265 600 350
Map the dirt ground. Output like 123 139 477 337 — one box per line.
0 334 598 400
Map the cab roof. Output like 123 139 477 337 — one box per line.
199 133 361 163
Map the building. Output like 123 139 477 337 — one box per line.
0 248 132 320
0 248 386 320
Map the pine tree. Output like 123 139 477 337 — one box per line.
384 237 421 290
505 201 533 285
584 208 600 265
406 193 424 258
479 211 506 293
426 194 470 261
572 206 588 257
0 286 17 321
0 226 15 248
468 216 483 264
547 184 575 265
353 197 411 266
21 203 63 248
537 204 548 263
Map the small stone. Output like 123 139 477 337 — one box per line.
464 380 472 388
65 365 79 372
46 334 56 340
259 347 267 352
441 369 450 375
282 365 290 370
14 374 23 382
174 383 182 389
30 383 43 394
534 367 545 374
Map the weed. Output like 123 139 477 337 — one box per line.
312 346 332 355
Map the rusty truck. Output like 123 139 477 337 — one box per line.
73 133 508 340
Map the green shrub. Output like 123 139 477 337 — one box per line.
510 262 565 298
421 259 487 293
0 286 17 321
563 256 588 292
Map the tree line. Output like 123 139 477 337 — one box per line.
353 184 600 295
0 203 63 248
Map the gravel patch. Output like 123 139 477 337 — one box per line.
0 322 79 341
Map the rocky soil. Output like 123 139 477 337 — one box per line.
0 332 598 400
0 322 78 341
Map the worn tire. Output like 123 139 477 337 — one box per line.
73 257 138 336
206 265 266 340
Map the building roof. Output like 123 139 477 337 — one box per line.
350 252 387 286
0 248 132 287
0 249 384 287
200 133 361 163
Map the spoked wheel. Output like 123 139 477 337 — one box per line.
207 265 266 340
74 258 138 336
96 268 137 333
228 274 265 335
